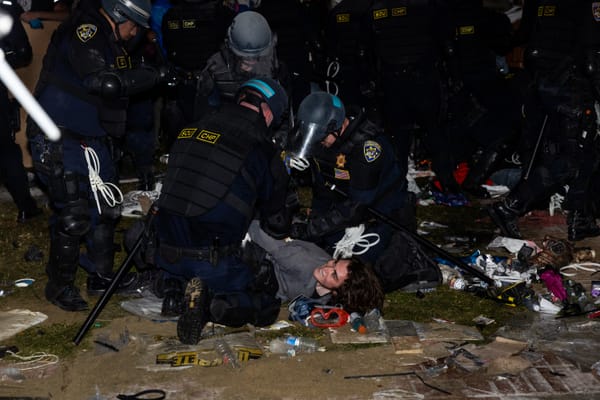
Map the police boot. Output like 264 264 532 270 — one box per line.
45 231 88 312
487 197 523 239
462 150 500 199
85 220 140 296
567 210 600 242
160 278 185 316
177 278 211 345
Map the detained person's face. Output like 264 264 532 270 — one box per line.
313 259 350 290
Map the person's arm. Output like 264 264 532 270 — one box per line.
1 3 32 69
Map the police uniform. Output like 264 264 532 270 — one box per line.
488 0 600 241
321 0 373 109
155 101 289 326
159 0 228 142
28 3 159 310
299 110 409 264
446 0 520 196
0 0 41 222
368 0 458 193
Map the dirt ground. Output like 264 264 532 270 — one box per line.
2 198 600 400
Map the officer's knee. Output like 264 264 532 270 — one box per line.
59 199 91 236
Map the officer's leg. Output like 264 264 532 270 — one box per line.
0 88 40 221
45 173 91 311
85 199 121 295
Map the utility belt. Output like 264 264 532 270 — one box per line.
159 242 240 265
543 139 580 156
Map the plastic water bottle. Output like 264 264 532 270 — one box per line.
285 336 320 353
350 312 367 334
215 339 240 368
363 308 381 332
268 338 296 357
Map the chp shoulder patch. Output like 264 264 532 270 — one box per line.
363 140 382 163
76 24 98 43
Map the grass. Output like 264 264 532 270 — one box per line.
0 181 524 360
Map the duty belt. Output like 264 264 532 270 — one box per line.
159 242 240 265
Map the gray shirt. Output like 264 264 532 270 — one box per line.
248 220 330 302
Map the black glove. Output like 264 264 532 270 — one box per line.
289 221 310 241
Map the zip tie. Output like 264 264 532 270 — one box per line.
82 145 123 214
333 224 380 259
325 60 339 96
560 262 600 277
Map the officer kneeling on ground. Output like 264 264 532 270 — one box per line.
154 77 291 344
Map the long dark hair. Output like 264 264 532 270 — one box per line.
332 257 384 314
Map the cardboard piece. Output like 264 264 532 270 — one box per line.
0 309 48 341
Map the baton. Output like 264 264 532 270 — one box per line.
523 114 548 181
73 204 159 345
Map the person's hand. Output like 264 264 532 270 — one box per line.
20 11 38 22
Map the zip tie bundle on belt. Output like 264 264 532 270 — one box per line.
83 144 123 214
333 224 380 259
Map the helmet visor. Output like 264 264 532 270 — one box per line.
290 121 328 159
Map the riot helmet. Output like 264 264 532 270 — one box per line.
226 11 278 77
228 11 273 57
291 92 345 159
102 0 152 28
238 77 288 127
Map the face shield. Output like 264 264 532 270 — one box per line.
289 120 329 159
231 42 278 78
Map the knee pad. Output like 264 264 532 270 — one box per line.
59 199 91 236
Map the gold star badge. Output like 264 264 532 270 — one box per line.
336 154 346 168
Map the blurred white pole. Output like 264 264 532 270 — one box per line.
0 10 60 141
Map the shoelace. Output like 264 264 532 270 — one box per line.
83 145 123 214
333 224 380 259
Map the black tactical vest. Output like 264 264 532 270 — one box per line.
158 104 268 217
525 0 578 76
326 0 370 63
369 0 438 66
162 0 225 71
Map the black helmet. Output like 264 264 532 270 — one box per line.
239 77 288 126
227 11 274 58
102 0 152 28
292 91 345 158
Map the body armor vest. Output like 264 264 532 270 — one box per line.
158 104 268 217
370 0 438 66
162 0 223 71
525 0 578 76
451 5 497 77
325 0 369 63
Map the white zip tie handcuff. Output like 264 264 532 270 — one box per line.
83 144 123 214
333 223 380 259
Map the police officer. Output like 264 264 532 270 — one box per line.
0 0 42 223
28 0 163 311
159 0 228 143
287 92 413 266
488 0 600 241
154 77 290 344
367 0 459 194
320 0 374 111
445 0 520 197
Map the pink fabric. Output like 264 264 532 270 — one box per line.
540 269 567 301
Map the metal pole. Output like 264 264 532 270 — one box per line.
523 114 548 181
73 205 158 345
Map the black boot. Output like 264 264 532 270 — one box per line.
177 278 210 345
85 220 118 296
487 197 523 239
160 278 185 316
462 150 500 198
567 210 600 241
45 231 88 311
